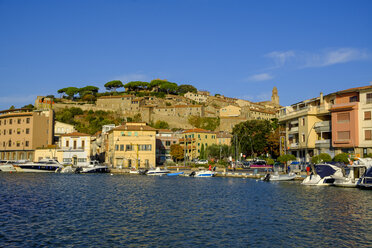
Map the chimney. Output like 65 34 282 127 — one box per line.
320 92 324 104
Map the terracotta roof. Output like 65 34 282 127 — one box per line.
183 128 215 134
156 129 173 133
61 132 91 137
112 125 156 132
337 85 372 94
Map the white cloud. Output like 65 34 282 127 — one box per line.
247 73 273 81
303 48 368 68
265 50 295 67
235 92 271 102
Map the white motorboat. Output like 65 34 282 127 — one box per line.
146 167 170 175
0 160 17 172
302 163 343 186
13 159 63 173
333 158 372 187
357 165 372 189
190 170 216 177
80 160 109 173
55 165 75 173
262 172 296 181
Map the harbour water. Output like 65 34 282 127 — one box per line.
0 173 371 247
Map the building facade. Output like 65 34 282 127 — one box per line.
0 109 54 161
180 128 217 160
107 123 156 169
155 129 178 164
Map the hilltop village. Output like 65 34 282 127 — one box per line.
0 79 371 169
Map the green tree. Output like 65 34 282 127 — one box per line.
64 87 79 99
153 120 169 129
22 104 34 110
178 84 197 94
277 154 296 173
104 80 124 92
9 105 15 110
188 116 220 131
79 86 99 97
206 144 229 160
333 153 349 164
124 81 149 92
311 153 332 164
160 82 178 94
57 87 69 98
232 119 272 157
170 144 184 162
200 144 206 159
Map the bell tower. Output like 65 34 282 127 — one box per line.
271 87 279 106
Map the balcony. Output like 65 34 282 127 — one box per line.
289 143 299 149
288 127 299 133
314 121 331 133
315 139 331 148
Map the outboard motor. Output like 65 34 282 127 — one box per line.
189 171 196 177
263 173 271 181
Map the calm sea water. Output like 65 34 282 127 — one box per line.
0 173 371 247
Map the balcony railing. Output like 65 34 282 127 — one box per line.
314 121 331 128
288 127 299 133
315 139 330 144
290 143 299 148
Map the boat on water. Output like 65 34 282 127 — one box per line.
357 166 372 189
262 172 296 181
0 160 17 172
79 160 109 173
55 165 76 173
13 159 63 173
146 167 170 175
167 171 184 176
333 158 372 187
302 163 343 186
190 170 217 177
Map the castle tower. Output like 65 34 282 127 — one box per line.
271 87 279 106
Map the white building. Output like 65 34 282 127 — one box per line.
60 132 92 166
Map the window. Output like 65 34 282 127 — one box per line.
364 111 371 120
165 141 171 146
9 119 12 124
82 140 85 149
120 144 124 151
9 129 12 135
139 145 152 151
66 140 69 147
302 134 305 142
25 141 29 147
121 132 125 136
26 128 30 134
0 120 1 125
26 118 30 124
115 145 119 151
17 119 21 124
365 130 372 141
337 113 350 123
17 128 21 134
134 132 138 136
3 130 5 135
8 140 11 147
78 158 87 162
63 158 72 163
338 131 350 140
127 132 132 136
350 96 358 102
16 141 20 147
126 145 133 151
73 140 77 149
302 118 305 126
4 120 6 125
366 93 372 104
128 159 132 168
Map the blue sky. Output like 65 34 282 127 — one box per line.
0 0 371 110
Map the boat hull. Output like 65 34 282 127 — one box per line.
0 165 16 172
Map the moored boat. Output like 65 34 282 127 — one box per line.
302 163 343 186
167 171 184 176
262 172 296 181
13 159 63 173
333 158 372 187
0 160 17 172
190 170 216 177
80 160 109 173
357 166 372 189
146 167 170 175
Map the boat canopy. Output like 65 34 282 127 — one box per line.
364 167 372 177
315 164 337 178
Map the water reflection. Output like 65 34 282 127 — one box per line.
0 174 371 247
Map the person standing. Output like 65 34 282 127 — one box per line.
306 165 310 176
209 164 212 171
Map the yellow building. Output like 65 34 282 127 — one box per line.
107 123 156 169
216 132 232 146
219 105 241 117
180 128 217 160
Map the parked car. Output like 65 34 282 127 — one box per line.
242 161 251 169
196 159 208 165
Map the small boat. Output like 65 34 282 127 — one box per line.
0 160 17 172
80 160 109 173
262 172 296 181
302 163 343 186
190 170 216 177
55 165 75 173
129 168 148 175
333 158 372 187
13 159 63 173
146 167 170 176
167 171 184 176
357 166 372 189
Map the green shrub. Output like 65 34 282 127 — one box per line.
333 153 349 164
